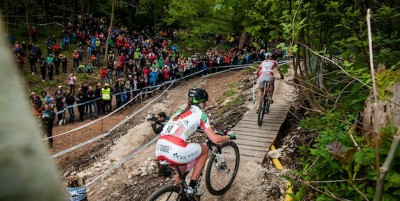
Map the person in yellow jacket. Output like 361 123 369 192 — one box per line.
101 83 113 114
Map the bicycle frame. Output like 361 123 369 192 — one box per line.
167 138 224 198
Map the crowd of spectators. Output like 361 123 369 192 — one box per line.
10 15 275 129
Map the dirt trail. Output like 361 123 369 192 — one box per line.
62 68 297 201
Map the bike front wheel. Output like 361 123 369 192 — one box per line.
146 185 184 201
205 141 240 195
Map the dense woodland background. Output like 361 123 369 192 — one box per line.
1 0 400 200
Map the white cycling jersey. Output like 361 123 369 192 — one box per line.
156 105 211 165
160 105 211 141
258 60 278 77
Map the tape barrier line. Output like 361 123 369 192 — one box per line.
51 80 176 158
85 136 158 186
43 93 140 140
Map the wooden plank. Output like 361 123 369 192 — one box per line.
235 139 273 148
234 123 282 131
236 144 269 152
233 131 277 139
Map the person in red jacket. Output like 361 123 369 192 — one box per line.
53 43 60 57
100 67 107 84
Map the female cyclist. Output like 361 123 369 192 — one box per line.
155 88 236 195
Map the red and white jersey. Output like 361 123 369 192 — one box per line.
258 60 278 77
160 105 211 142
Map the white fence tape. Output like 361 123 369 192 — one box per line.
51 80 176 158
85 136 158 186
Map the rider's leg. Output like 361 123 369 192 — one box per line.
268 83 275 98
191 144 208 181
257 88 263 105
175 165 187 185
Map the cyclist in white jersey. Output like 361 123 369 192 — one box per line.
155 88 236 195
255 53 284 110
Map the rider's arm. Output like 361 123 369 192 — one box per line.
204 127 230 144
275 62 284 79
255 65 261 78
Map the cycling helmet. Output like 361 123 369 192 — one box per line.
188 88 208 104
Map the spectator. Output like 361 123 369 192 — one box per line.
87 86 98 118
90 54 97 67
77 62 86 73
100 67 107 84
86 62 93 75
94 83 103 116
76 88 86 122
114 78 124 108
65 89 75 123
31 92 43 115
72 50 80 72
101 83 112 114
40 59 46 81
61 54 68 73
54 55 60 75
44 92 55 108
123 80 132 104
16 53 24 73
149 67 158 89
46 54 54 82
40 104 55 148
28 52 37 75
107 69 113 85
54 88 65 124
68 73 77 94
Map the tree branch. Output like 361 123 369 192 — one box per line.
374 134 400 201
298 42 369 87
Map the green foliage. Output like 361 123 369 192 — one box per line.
224 89 236 97
375 70 400 100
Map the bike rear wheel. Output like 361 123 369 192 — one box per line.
257 88 267 126
264 94 270 114
205 141 240 195
146 185 184 201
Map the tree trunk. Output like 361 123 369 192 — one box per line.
4 0 9 33
238 30 247 49
42 0 47 23
104 0 115 62
362 81 400 140
25 0 32 43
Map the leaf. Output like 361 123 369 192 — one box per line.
327 141 345 158
342 148 356 164
214 3 223 11
394 189 400 195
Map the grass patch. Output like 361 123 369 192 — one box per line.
217 94 245 114
224 89 237 97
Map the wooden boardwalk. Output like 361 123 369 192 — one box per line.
229 78 294 163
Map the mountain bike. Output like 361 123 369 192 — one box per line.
257 81 272 126
146 130 240 201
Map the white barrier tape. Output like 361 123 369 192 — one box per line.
85 136 158 186
43 92 141 140
51 80 176 158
